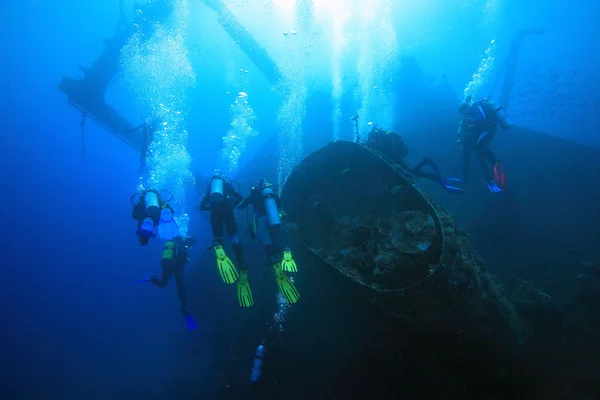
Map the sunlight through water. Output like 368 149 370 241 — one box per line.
120 0 195 236
463 39 497 101
354 0 398 142
276 0 307 190
462 0 499 100
221 80 258 173
314 0 351 141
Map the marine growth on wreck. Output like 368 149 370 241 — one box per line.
282 141 533 346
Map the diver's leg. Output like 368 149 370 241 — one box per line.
412 157 445 182
269 224 283 256
476 149 493 182
410 158 430 173
257 216 276 261
462 145 473 183
475 130 496 181
225 207 245 268
150 268 171 288
411 169 441 182
231 241 245 269
482 147 497 166
475 129 496 150
211 211 225 244
173 269 187 308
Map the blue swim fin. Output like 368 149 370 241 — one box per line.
440 177 464 194
184 315 198 330
487 181 503 193
135 275 152 284
180 307 198 331
137 217 157 238
158 208 179 240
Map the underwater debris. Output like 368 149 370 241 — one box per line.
282 141 527 346
389 210 436 254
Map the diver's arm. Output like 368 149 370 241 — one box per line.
469 105 489 127
132 203 145 221
183 236 197 247
223 182 243 206
199 195 211 211
232 189 243 206
238 195 251 210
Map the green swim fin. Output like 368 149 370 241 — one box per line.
273 264 300 304
237 270 254 307
214 244 239 284
281 248 297 272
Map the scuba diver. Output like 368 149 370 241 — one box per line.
457 95 513 193
131 189 179 245
366 126 463 194
200 172 253 308
238 179 300 305
137 235 198 330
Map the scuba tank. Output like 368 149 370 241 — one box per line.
161 241 175 262
144 190 160 213
495 106 514 130
262 186 281 226
209 174 225 204
161 237 191 265
485 99 514 130
250 342 266 382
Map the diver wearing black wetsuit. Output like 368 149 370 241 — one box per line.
366 126 462 193
238 179 285 261
200 175 245 268
458 98 500 191
409 157 445 182
149 235 196 311
131 190 174 245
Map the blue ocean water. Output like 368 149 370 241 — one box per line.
1 0 599 398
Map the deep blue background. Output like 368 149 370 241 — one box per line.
1 0 599 398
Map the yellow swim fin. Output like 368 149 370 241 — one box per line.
214 244 239 284
273 264 300 304
281 248 297 272
237 270 254 307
